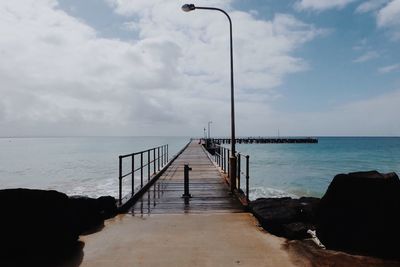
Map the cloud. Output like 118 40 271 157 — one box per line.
378 63 400 73
0 0 322 136
375 0 400 39
356 0 400 41
377 0 400 27
356 0 390 13
295 0 357 11
353 51 380 62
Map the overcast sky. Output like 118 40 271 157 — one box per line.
1 0 399 137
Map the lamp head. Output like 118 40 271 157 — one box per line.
182 4 195 12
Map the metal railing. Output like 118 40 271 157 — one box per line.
118 144 168 205
213 145 250 203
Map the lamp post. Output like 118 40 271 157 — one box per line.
208 121 212 139
182 4 236 192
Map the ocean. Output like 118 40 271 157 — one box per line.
1 137 399 200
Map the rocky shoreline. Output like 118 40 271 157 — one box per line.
250 170 400 261
0 188 118 266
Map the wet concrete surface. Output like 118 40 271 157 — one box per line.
80 213 296 267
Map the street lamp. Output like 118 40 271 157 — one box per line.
182 4 236 192
208 121 212 139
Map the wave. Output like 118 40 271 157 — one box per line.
249 186 298 201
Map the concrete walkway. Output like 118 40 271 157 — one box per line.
80 213 297 267
79 141 298 266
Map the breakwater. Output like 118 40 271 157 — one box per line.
207 137 318 144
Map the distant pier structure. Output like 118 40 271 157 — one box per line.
206 137 318 144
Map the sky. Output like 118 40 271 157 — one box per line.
0 0 399 137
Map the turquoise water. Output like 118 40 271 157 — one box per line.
235 137 400 199
1 137 399 199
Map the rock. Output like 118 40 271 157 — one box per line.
316 171 400 259
0 189 78 259
69 195 118 233
0 188 118 261
69 196 105 233
283 222 316 240
250 197 319 239
97 195 118 219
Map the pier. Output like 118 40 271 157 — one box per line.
208 137 318 144
127 140 243 214
80 140 298 266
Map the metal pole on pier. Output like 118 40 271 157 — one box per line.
182 4 237 192
208 121 212 139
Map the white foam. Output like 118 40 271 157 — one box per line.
249 186 298 200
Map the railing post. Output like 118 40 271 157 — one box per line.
153 149 156 174
221 148 224 170
119 156 122 205
140 152 143 188
132 154 135 196
158 147 160 171
215 148 221 166
219 148 222 169
147 150 150 181
237 154 241 190
246 155 250 203
161 146 164 167
227 150 230 178
222 148 225 172
167 144 169 162
165 145 167 164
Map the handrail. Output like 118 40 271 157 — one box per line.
212 144 250 204
118 144 168 205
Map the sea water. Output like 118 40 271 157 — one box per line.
0 137 189 197
236 137 400 199
1 137 400 200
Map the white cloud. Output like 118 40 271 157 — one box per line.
353 51 380 62
295 0 357 11
378 63 400 73
376 0 400 40
0 0 322 136
356 0 389 13
377 0 400 27
356 0 400 41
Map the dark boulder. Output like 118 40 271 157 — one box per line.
69 195 118 233
0 188 118 262
97 195 119 219
250 197 319 239
0 189 78 259
316 171 400 259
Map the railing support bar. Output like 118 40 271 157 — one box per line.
246 155 250 203
140 153 143 188
132 155 135 196
119 156 122 205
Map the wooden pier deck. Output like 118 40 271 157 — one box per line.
128 140 243 214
